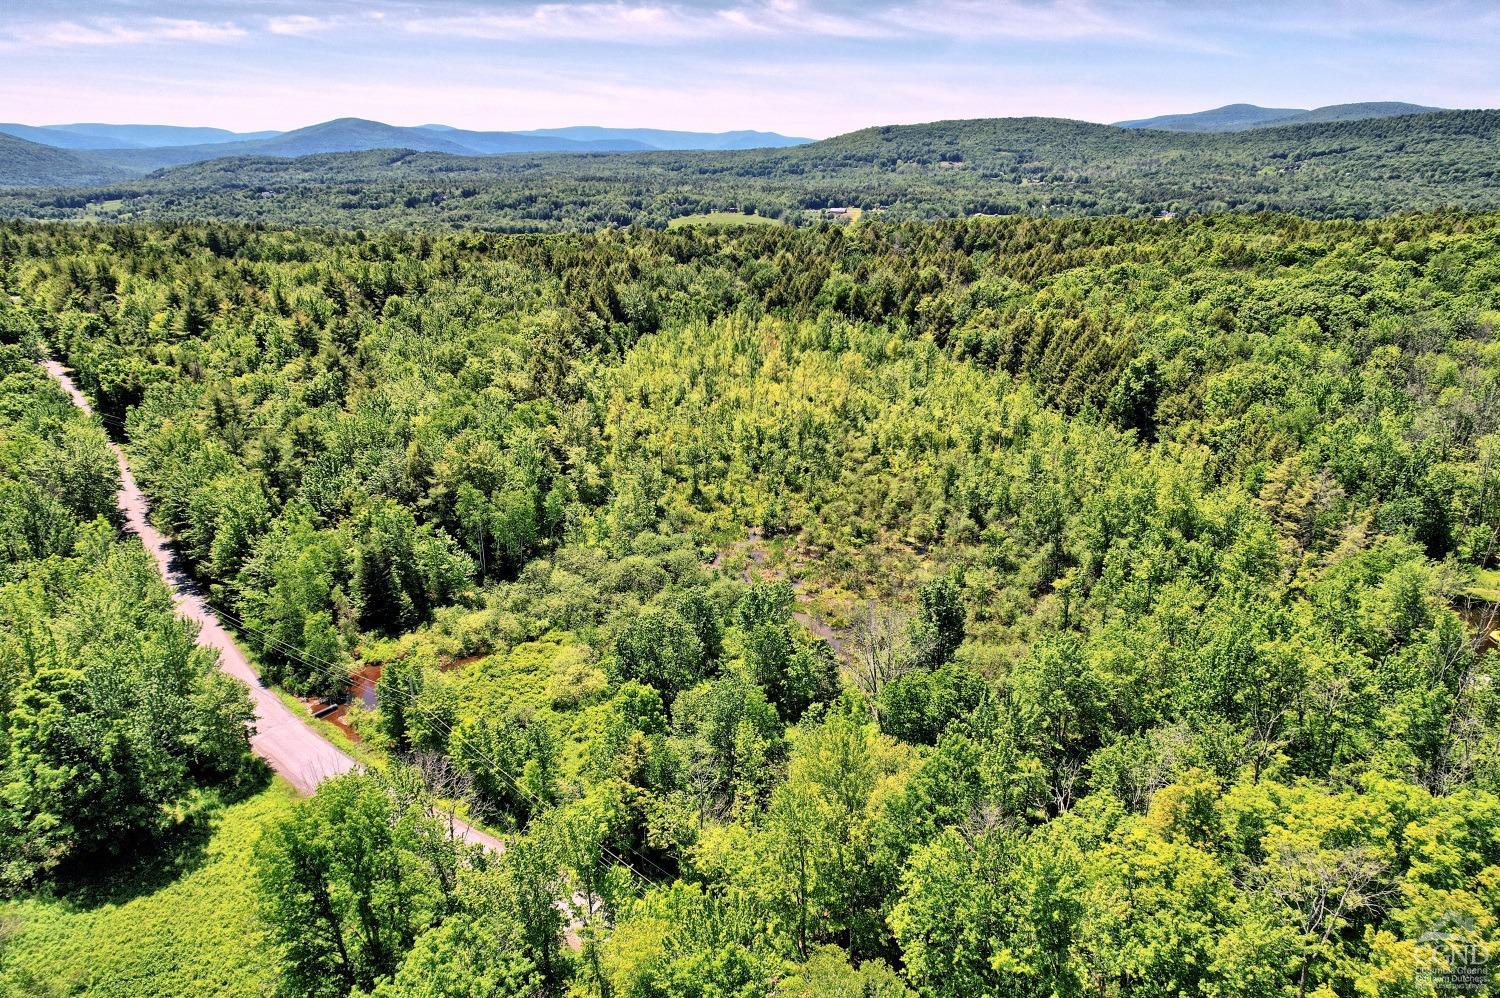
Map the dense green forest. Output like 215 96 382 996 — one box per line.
4 110 1500 230
1 211 1497 996
0 343 255 890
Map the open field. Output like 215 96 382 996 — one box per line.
0 782 294 998
1470 567 1500 602
666 211 787 228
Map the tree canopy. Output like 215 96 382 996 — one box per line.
1 210 1496 995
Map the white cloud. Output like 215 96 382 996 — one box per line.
881 0 1160 43
0 0 1261 52
399 0 909 46
2 0 1495 133
721 0 896 40
394 0 1216 48
266 14 335 36
402 3 715 44
21 16 245 47
1159 0 1500 47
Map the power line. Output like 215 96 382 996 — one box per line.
73 390 668 891
45 352 676 895
213 591 673 891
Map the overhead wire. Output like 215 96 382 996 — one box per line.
61 363 674 895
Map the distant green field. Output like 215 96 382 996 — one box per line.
666 211 785 228
0 781 293 997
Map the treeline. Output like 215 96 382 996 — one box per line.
0 347 254 889
1 213 1497 994
3 110 1500 229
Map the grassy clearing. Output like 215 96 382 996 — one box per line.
666 211 785 229
0 781 294 998
1469 567 1500 602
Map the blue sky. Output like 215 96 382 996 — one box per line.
2 0 1497 137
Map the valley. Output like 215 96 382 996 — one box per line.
2 108 1498 230
3 0 1499 985
2 209 1496 995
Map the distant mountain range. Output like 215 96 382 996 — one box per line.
1114 101 1444 132
0 117 815 179
0 105 1484 205
4 106 1496 230
0 123 284 149
507 126 811 151
0 106 1451 190
55 118 653 175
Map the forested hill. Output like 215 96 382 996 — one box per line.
1114 100 1443 132
3 109 1498 228
0 133 129 189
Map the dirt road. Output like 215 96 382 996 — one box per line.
44 360 362 795
44 358 510 854
41 358 565 923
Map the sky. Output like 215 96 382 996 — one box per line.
2 0 1498 138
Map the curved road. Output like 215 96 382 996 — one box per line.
42 359 504 853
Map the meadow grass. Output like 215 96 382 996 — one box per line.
666 211 785 228
0 780 295 997
1469 567 1500 602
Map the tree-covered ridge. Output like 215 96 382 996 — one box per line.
0 347 254 890
0 213 1496 995
0 134 129 191
4 110 1500 229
